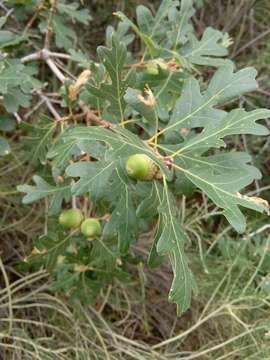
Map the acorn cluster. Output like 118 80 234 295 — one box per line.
59 208 101 240
59 154 159 238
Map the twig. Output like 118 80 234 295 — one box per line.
232 28 270 58
34 90 61 121
59 112 86 123
46 58 66 83
44 0 58 50
71 180 77 208
41 95 61 121
21 49 70 64
21 52 111 126
3 8 13 19
257 88 270 97
0 2 19 27
19 26 112 127
0 2 10 12
21 48 51 63
79 101 114 128
24 99 46 120
21 50 44 63
13 112 23 123
48 52 71 60
247 185 270 196
86 110 114 128
24 0 46 33
54 58 76 79
124 62 145 69
243 224 270 240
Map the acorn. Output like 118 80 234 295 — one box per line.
145 59 168 75
125 154 157 181
59 209 84 229
81 218 101 239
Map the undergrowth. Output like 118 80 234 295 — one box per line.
1 145 270 359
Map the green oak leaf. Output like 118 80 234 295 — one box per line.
103 169 138 253
181 27 230 67
173 109 270 156
29 231 74 270
158 147 269 232
0 61 38 94
21 116 55 165
114 11 162 57
115 0 234 69
65 159 116 200
136 182 161 218
136 0 174 38
17 175 71 215
177 152 267 233
0 60 40 112
137 70 186 122
0 116 16 131
88 35 136 123
106 21 135 48
52 16 76 50
0 30 25 48
124 87 160 135
162 63 258 135
124 87 157 124
152 63 269 233
57 1 91 24
167 0 195 49
154 180 195 315
48 126 173 180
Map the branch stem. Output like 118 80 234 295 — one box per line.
44 0 58 50
21 49 70 64
46 58 66 83
34 90 61 121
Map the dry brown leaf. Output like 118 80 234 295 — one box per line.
236 192 269 208
167 58 182 71
74 264 92 272
31 246 47 255
69 70 91 102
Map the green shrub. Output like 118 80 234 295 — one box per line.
0 0 268 315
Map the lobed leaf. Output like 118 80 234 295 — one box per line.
154 180 195 314
17 176 71 215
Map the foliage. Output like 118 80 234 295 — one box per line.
0 0 269 315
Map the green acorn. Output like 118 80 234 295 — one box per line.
145 59 168 75
125 154 157 181
81 218 101 239
59 209 84 229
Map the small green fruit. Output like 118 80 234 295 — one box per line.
145 59 167 75
81 218 101 239
59 209 84 229
125 154 157 181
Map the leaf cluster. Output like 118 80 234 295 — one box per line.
2 0 268 314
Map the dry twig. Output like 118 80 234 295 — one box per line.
44 0 58 50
